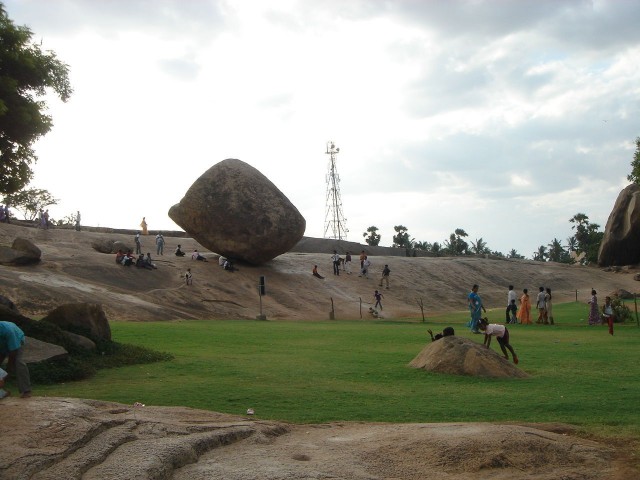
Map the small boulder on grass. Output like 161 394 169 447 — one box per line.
409 336 529 379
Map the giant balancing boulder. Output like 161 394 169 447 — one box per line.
598 183 640 266
168 159 306 265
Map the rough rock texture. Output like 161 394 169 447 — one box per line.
0 237 41 265
599 183 640 266
0 397 622 480
0 294 18 312
43 303 112 341
23 337 68 363
168 159 306 265
408 336 529 378
61 330 97 350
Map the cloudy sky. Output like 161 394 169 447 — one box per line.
4 0 640 258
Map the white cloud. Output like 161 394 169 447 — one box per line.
3 0 640 258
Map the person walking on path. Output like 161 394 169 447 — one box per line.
479 318 519 364
135 232 142 254
379 264 391 289
0 321 32 398
331 250 341 276
588 289 600 325
536 287 546 324
517 288 532 324
344 251 352 274
155 233 165 256
467 284 486 333
140 217 148 235
506 285 517 323
374 290 384 310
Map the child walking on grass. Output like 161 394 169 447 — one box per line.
479 318 519 364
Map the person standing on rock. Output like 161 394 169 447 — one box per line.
155 232 165 256
140 217 148 235
0 321 32 398
185 268 193 286
467 284 486 334
135 232 142 254
75 211 81 231
331 250 341 276
344 251 352 274
479 318 519 364
359 250 366 270
379 264 391 289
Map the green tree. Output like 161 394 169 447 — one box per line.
547 238 571 263
626 136 640 185
2 187 58 221
444 228 468 255
362 226 381 246
569 213 604 264
470 237 488 255
0 6 72 194
533 245 547 262
508 249 524 259
413 240 431 251
392 225 412 248
430 242 442 256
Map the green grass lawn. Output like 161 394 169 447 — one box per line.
35 302 640 439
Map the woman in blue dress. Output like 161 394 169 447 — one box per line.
468 284 486 333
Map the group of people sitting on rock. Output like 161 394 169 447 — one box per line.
115 250 157 269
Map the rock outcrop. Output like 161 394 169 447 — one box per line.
0 237 41 265
408 336 529 378
43 303 112 341
598 184 640 266
168 159 306 265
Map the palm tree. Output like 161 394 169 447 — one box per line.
508 249 524 259
471 237 488 255
533 245 548 262
566 236 578 252
547 238 565 262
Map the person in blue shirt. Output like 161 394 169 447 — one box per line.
467 284 486 334
0 321 31 398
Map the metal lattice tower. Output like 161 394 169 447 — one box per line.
324 141 348 240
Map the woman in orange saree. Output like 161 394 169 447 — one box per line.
517 288 532 324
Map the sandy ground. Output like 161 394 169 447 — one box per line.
1 222 639 479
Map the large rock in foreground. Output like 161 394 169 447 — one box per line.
409 336 529 378
598 184 640 266
169 159 306 265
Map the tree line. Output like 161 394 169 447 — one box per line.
362 213 604 264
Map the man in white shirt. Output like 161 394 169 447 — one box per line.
506 285 517 323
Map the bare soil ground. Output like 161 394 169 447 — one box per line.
1 222 639 479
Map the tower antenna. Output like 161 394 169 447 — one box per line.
324 141 348 240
